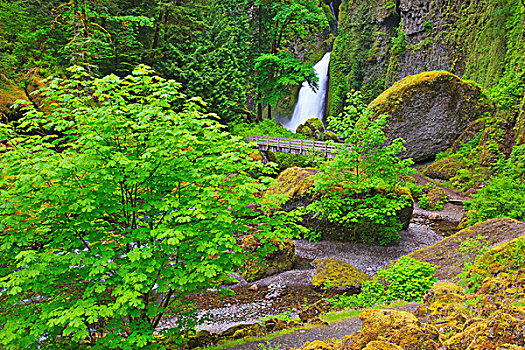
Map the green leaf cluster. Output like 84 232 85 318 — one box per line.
467 144 525 224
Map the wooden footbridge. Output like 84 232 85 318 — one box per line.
247 135 342 158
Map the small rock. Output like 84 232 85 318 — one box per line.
429 213 442 221
248 284 258 291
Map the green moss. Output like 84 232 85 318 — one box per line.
423 157 463 180
409 218 525 281
238 235 296 282
266 167 317 199
311 257 370 288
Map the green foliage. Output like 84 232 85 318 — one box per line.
404 181 423 200
467 144 525 224
391 26 407 55
377 256 437 302
326 257 436 309
259 311 295 323
0 65 296 348
423 21 432 34
255 52 318 106
306 101 413 245
327 89 367 137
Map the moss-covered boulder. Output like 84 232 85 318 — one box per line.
297 118 325 139
363 341 402 350
369 71 493 162
311 258 370 289
465 235 525 290
423 156 464 180
267 167 414 243
323 130 340 142
237 235 296 282
409 218 525 280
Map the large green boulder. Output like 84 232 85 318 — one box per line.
296 117 325 139
311 257 370 289
268 167 413 243
369 71 493 162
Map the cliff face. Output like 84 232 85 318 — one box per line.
328 0 525 123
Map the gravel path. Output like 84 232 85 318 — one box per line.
224 303 422 350
225 317 362 350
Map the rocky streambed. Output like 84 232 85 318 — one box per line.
157 210 460 335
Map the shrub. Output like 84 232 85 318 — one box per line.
326 257 436 309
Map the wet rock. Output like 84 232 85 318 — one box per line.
428 213 442 221
370 71 493 162
311 257 370 290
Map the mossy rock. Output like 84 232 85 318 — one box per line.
237 235 296 282
409 218 525 280
369 71 494 162
302 340 333 350
420 186 447 211
423 157 463 180
268 168 413 244
344 309 442 350
323 130 340 142
311 258 370 289
363 341 402 350
457 211 474 230
266 167 317 206
297 118 325 139
465 235 525 289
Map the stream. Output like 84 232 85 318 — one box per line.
157 209 461 334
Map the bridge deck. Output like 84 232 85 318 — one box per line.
247 135 341 158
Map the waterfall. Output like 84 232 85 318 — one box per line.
330 1 338 24
283 52 331 133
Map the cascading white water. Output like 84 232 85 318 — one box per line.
283 52 331 132
330 2 338 24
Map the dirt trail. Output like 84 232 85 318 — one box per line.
411 173 470 222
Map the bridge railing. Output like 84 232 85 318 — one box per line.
247 135 342 157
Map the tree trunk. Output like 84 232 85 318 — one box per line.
267 104 272 119
152 9 164 50
74 0 79 65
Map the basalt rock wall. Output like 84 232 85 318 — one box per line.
328 0 525 125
